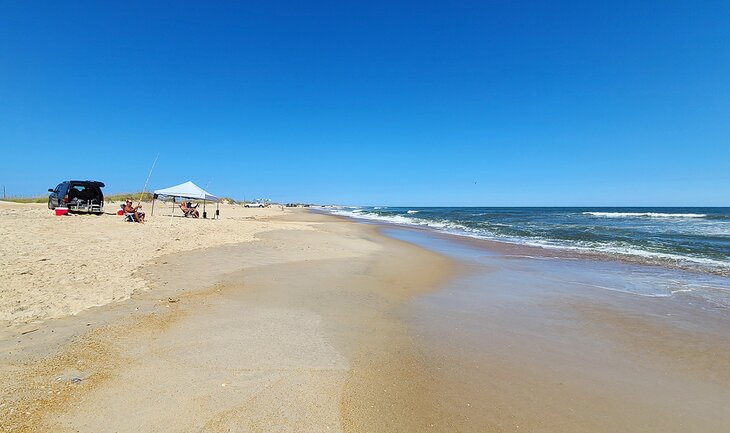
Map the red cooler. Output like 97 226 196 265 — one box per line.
55 207 69 216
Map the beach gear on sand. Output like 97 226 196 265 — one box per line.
153 181 220 221
120 203 143 223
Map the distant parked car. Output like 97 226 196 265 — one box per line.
48 180 105 214
244 202 264 208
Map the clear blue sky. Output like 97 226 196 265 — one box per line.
1 1 728 206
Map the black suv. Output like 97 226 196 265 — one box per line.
48 180 105 214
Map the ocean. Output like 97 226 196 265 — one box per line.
326 207 730 277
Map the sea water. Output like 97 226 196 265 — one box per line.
327 207 730 275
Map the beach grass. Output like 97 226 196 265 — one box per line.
1 192 155 204
1 192 242 204
1 196 48 203
105 192 155 202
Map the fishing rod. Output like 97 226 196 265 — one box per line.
137 153 159 207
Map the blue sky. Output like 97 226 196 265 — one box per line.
1 1 729 206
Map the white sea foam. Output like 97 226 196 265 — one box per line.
521 239 730 269
572 281 672 297
583 212 707 218
407 210 419 214
328 208 420 225
327 208 473 232
671 288 694 294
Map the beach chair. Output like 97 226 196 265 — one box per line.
179 203 198 218
120 204 137 222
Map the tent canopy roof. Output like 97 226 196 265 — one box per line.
154 181 219 202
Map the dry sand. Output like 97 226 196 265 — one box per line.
0 201 312 325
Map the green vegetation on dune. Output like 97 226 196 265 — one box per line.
2 192 241 204
1 196 48 203
105 192 154 202
1 192 155 204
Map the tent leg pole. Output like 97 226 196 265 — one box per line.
170 200 174 227
151 198 155 216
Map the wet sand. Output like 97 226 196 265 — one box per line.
360 228 730 432
3 211 730 432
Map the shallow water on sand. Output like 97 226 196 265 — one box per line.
379 227 730 433
383 226 730 308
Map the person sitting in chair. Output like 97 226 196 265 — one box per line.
123 199 145 223
186 201 200 218
179 201 199 218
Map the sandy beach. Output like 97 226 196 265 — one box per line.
2 205 730 432
0 201 313 325
0 205 453 432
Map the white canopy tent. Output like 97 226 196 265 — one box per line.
154 181 219 201
152 181 220 219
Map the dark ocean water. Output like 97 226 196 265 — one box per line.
327 207 730 276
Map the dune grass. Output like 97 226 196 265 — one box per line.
1 192 155 204
1 196 48 203
105 192 155 202
2 192 242 204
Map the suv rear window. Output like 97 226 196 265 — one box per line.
68 183 103 201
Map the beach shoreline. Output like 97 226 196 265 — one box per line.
2 207 730 432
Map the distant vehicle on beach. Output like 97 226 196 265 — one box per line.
244 202 264 208
48 180 105 214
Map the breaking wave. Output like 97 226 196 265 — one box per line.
583 212 708 218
